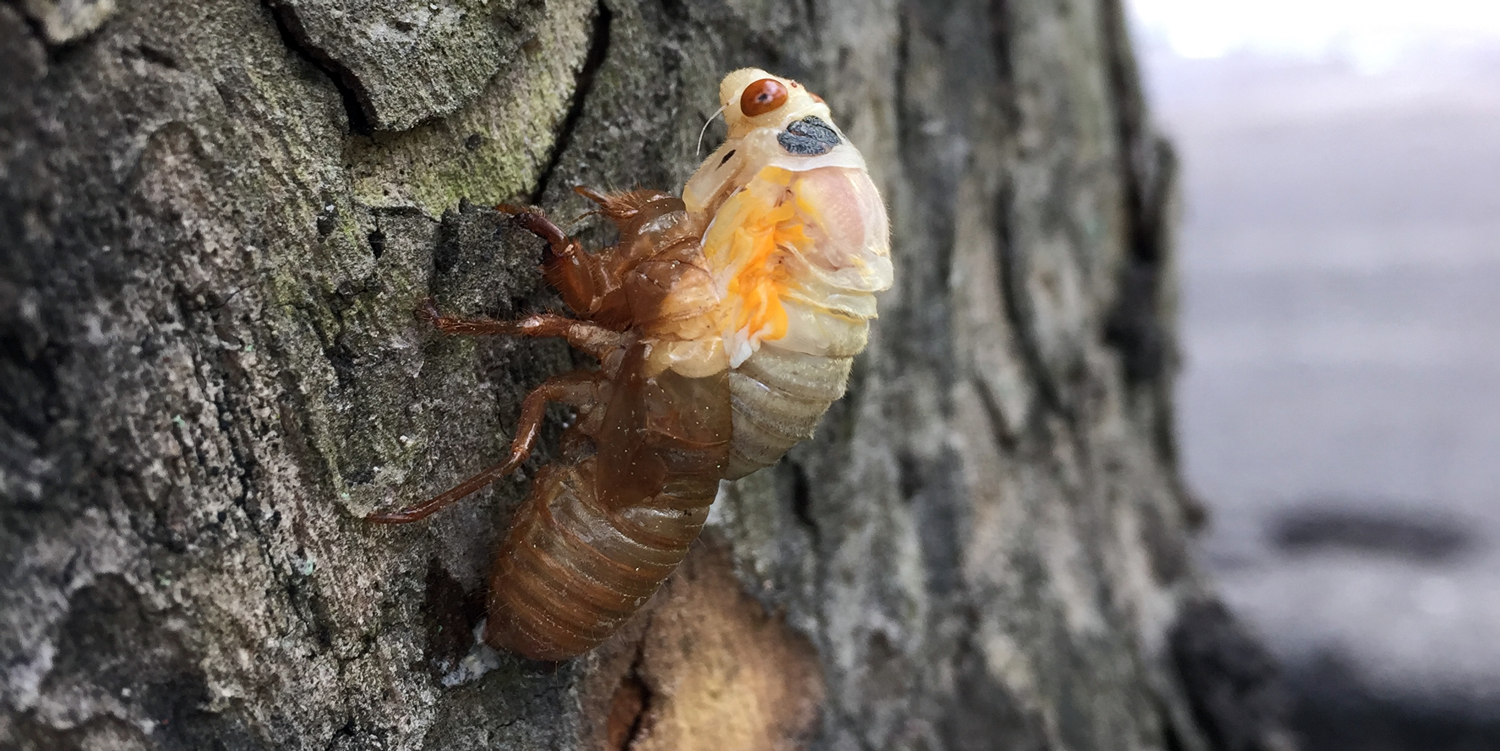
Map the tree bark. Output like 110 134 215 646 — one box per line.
1 1 1290 749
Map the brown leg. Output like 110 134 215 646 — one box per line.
415 299 627 360
573 185 684 222
366 371 599 524
498 205 571 248
495 205 609 315
573 186 631 219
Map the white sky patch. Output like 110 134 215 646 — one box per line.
1128 0 1500 70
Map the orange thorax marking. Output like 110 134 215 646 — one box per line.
707 166 816 346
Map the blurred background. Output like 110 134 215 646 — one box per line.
1125 1 1500 749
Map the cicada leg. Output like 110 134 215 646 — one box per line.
366 370 600 524
496 204 611 316
413 298 628 360
572 185 680 223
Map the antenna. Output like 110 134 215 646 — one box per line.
697 104 728 157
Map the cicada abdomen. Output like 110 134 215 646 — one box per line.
684 71 892 478
485 344 730 660
369 69 889 661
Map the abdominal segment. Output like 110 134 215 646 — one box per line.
698 166 887 479
485 458 718 661
700 164 891 369
485 354 730 661
725 348 854 479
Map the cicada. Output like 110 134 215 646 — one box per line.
370 69 892 661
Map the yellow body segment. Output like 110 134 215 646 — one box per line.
660 68 893 477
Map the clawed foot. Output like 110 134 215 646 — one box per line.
494 202 535 217
414 297 442 327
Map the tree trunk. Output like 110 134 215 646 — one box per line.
1 1 1290 749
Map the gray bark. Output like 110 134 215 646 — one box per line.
1 0 1290 749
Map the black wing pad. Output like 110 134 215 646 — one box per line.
778 116 841 156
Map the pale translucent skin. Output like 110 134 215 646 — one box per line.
658 68 892 477
373 69 891 660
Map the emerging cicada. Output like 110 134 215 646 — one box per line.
370 69 891 660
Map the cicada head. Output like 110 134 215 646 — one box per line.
675 69 890 373
718 68 830 139
685 69 862 216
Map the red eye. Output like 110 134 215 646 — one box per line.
740 78 788 117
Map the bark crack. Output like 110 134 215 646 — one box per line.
985 0 1069 423
972 374 1018 448
606 638 654 750
530 0 613 204
1099 0 1177 386
786 458 818 543
992 181 1068 422
262 0 376 134
2 0 48 48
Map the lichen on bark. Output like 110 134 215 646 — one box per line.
0 0 1289 749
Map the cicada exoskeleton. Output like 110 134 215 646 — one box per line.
370 69 891 661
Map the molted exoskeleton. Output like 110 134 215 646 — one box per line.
369 68 891 661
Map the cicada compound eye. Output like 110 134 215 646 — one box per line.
740 78 788 117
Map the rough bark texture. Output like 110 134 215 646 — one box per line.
1 1 1290 750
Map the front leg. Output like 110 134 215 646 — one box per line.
497 204 616 318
